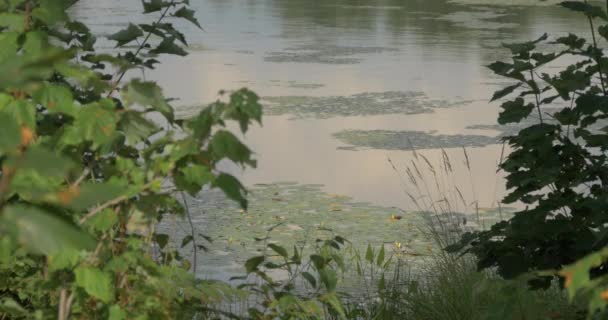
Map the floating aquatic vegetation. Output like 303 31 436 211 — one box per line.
268 80 325 89
262 91 469 119
448 0 562 6
333 129 500 151
434 9 518 30
158 183 508 279
264 44 398 64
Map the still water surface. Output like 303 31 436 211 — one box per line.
72 0 586 214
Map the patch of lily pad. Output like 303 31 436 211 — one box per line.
159 183 508 280
333 129 500 151
262 91 470 119
434 10 518 30
448 0 562 6
264 44 399 64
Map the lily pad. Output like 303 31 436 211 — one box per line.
333 129 499 151
159 183 511 278
264 44 399 64
262 91 470 119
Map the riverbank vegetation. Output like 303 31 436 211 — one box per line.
1 0 608 319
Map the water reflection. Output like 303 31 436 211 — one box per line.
70 0 588 209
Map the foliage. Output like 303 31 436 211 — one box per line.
0 0 263 318
235 230 350 319
448 0 608 316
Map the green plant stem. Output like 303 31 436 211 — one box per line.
107 1 176 97
585 0 607 95
180 191 198 274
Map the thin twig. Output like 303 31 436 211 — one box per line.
180 191 198 274
79 195 127 225
106 0 177 97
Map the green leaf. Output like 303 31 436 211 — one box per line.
0 13 25 32
498 98 535 125
31 83 76 116
67 180 128 211
210 130 255 167
376 245 385 267
84 208 118 233
301 271 317 288
108 23 143 47
491 83 522 102
74 267 114 303
0 31 19 61
213 173 247 209
48 248 81 272
150 37 187 56
32 0 69 25
142 0 170 13
2 99 36 129
63 100 118 148
181 235 193 248
122 79 174 122
173 6 202 29
560 1 608 20
0 111 21 153
118 111 159 145
18 145 75 177
319 268 337 291
320 293 346 318
365 244 373 263
175 164 214 195
2 205 95 255
108 305 127 320
244 256 264 273
268 243 288 258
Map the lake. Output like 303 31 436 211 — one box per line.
71 0 588 278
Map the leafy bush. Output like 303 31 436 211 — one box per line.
0 0 263 318
450 0 608 289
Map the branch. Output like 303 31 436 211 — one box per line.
78 195 127 225
106 0 177 97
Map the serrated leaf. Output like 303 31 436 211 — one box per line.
142 0 169 13
108 305 127 320
122 79 174 122
118 111 159 145
31 83 76 116
32 0 69 25
74 267 114 303
150 37 187 56
498 97 535 125
560 1 608 20
491 83 522 102
210 130 255 167
108 23 143 47
173 6 202 29
48 248 81 272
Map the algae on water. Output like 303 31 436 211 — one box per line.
158 183 508 279
333 129 500 150
262 91 470 119
265 44 399 64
